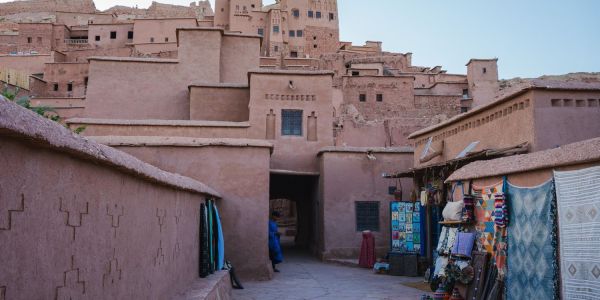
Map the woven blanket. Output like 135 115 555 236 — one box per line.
472 183 503 254
506 180 557 300
555 166 600 300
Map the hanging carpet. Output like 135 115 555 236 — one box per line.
555 166 600 300
506 180 557 300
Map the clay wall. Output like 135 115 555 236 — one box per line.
532 90 600 151
83 29 260 120
411 92 536 168
189 86 250 122
132 18 197 47
55 12 115 27
14 23 54 54
220 35 260 83
248 71 334 173
40 62 89 97
63 47 132 62
0 53 53 73
303 26 338 58
0 101 219 299
88 23 134 49
0 33 19 54
84 59 184 119
341 75 415 121
95 139 273 280
318 150 414 259
467 59 500 106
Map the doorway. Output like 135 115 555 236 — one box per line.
269 173 319 254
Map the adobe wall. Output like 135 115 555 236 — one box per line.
0 100 220 299
84 59 185 119
83 30 260 120
1 23 54 54
55 12 115 27
220 35 260 84
189 86 250 122
88 23 134 49
132 19 197 46
341 75 415 121
318 150 414 259
93 139 274 281
41 62 89 97
303 26 339 58
467 60 500 106
411 91 536 167
0 54 53 73
532 90 600 151
63 47 132 62
247 71 335 173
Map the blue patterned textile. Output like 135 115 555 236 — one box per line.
506 180 557 300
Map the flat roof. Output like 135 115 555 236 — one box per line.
89 136 273 153
66 118 250 128
248 68 334 76
318 146 414 156
446 137 600 182
408 79 600 139
87 56 178 63
466 58 498 66
189 83 248 90
0 97 220 198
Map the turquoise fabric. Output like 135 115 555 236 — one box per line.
506 180 557 300
214 204 225 271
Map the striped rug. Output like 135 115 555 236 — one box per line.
555 166 600 300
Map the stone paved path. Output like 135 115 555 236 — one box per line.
233 250 431 300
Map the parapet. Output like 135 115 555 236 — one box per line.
0 97 221 197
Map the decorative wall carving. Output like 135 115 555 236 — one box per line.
265 94 317 101
102 249 122 288
106 204 124 238
55 256 86 300
59 197 89 241
156 208 166 233
0 193 24 231
154 240 165 267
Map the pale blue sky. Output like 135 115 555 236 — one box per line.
3 0 597 79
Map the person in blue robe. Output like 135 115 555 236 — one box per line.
268 211 283 272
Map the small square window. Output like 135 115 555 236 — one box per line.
290 51 298 58
376 94 383 102
308 10 314 18
289 30 295 37
127 31 133 39
296 30 303 37
313 44 317 48
356 201 379 232
95 35 100 41
164 37 169 42
273 25 280 33
359 94 366 102
292 9 300 17
67 83 73 92
282 109 303 136
258 28 264 36
110 31 117 39
483 67 487 74
329 13 335 20
274 45 279 52
316 11 322 18
352 71 359 76
27 37 32 43
53 83 58 91
150 37 154 43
